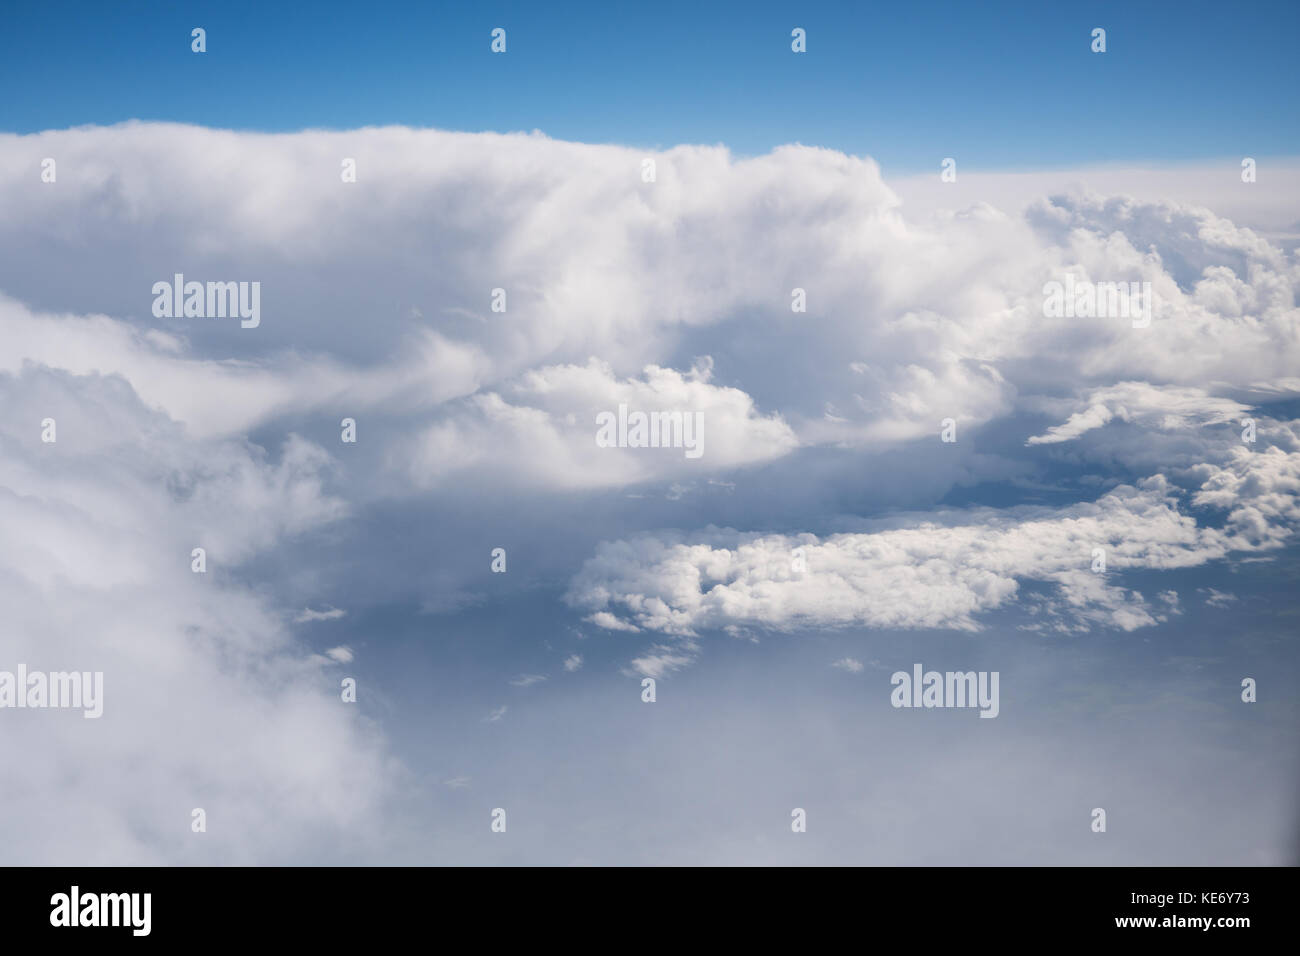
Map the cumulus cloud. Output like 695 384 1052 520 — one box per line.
1 124 1296 490
568 436 1300 664
403 357 798 490
0 293 486 440
889 161 1300 241
569 482 1181 638
0 365 394 864
1 121 1297 861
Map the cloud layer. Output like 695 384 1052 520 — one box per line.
0 123 1296 862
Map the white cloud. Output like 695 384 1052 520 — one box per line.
1 125 1296 493
1200 588 1238 608
563 654 583 672
626 645 697 679
1191 444 1300 546
0 293 486 440
296 606 347 623
569 439 1300 657
1 122 1297 861
0 365 394 864
585 611 640 632
403 358 798 490
890 160 1300 240
1027 383 1249 445
832 658 865 673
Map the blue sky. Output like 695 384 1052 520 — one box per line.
3 0 1298 170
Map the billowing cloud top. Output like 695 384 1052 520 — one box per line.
1 122 1297 862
